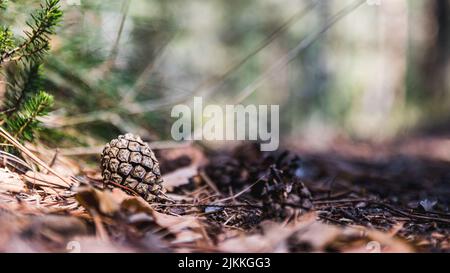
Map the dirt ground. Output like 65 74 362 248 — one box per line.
0 132 449 253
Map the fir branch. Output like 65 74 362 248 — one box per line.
0 0 62 146
1 63 42 115
0 0 62 65
0 0 7 10
3 91 54 142
0 27 14 56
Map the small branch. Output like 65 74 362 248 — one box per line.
152 203 262 209
199 170 221 195
0 126 73 187
214 174 267 204
313 198 450 225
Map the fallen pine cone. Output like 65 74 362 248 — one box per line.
101 133 165 202
261 165 313 219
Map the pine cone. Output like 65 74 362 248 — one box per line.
101 133 164 201
261 166 313 219
204 155 249 192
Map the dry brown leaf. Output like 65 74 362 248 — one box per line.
76 187 206 246
289 220 342 250
162 166 197 191
0 211 88 252
218 213 318 253
151 210 204 244
218 213 414 253
75 187 123 215
158 145 206 167
23 171 73 189
65 236 137 253
27 143 81 176
120 193 205 245
364 230 414 253
0 168 25 193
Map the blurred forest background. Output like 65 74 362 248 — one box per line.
2 0 450 152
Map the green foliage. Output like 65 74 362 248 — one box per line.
4 91 54 141
0 0 62 64
0 27 14 56
0 0 7 10
0 0 62 147
2 63 42 113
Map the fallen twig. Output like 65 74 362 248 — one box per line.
0 126 73 187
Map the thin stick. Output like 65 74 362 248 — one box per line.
0 150 34 171
23 172 70 189
375 202 450 225
152 203 262 209
313 198 450 225
313 198 370 205
0 126 72 187
214 175 266 204
199 170 220 195
223 214 236 226
109 0 131 63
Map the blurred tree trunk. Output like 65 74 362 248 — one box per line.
422 0 450 100
352 0 408 138
286 1 330 137
377 0 408 117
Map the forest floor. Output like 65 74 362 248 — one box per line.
0 132 449 253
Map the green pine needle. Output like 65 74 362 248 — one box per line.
2 63 43 114
0 27 14 56
0 0 7 10
0 0 62 148
3 91 54 142
0 0 62 65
